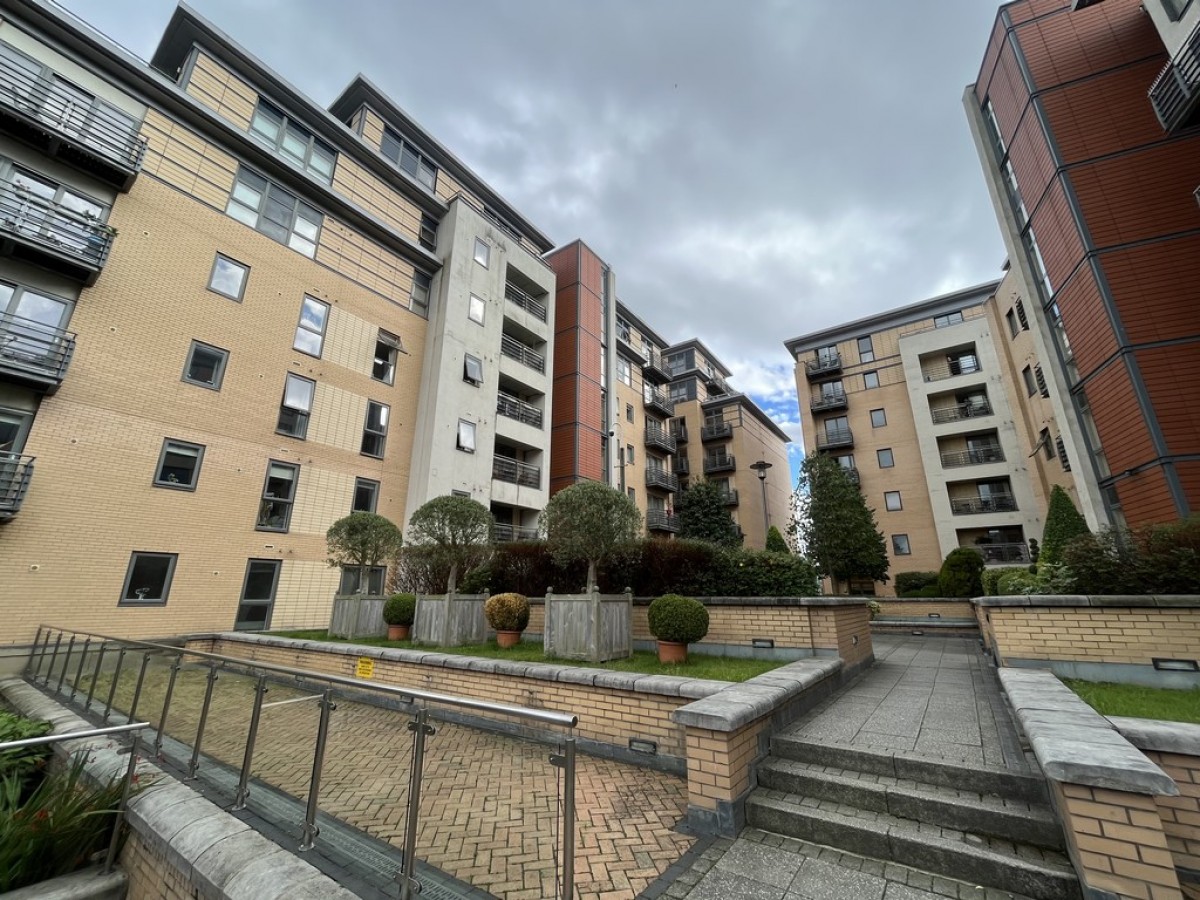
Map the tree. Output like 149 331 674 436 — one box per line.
677 478 742 547
1040 485 1089 565
406 495 494 593
326 512 404 594
797 454 889 592
937 547 985 598
765 525 790 553
541 480 641 591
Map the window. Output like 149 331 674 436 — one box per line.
257 461 298 531
457 419 476 452
154 439 204 490
235 560 281 631
419 213 437 251
120 552 177 605
863 371 880 389
857 336 874 363
815 344 838 366
1034 364 1049 398
339 565 386 596
834 455 855 470
451 490 470 499
627 487 635 500
208 254 248 300
1015 299 1029 330
884 491 902 511
468 294 486 325
410 271 431 317
182 341 228 390
934 311 964 328
249 99 336 183
947 352 979 376
352 477 379 513
892 534 912 556
1006 309 1018 338
1039 427 1053 460
870 408 887 428
380 127 438 189
1163 0 1191 21
277 373 315 438
372 330 400 384
463 354 483 386
473 238 490 268
1023 228 1053 298
0 281 71 365
627 443 635 465
616 357 632 386
361 401 389 458
293 296 329 357
626 404 634 423
1022 366 1037 397
1056 435 1071 471
226 168 322 257
877 448 894 468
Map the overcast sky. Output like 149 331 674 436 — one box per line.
59 0 1008 485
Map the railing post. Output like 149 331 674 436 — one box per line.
104 730 142 874
30 627 50 681
70 637 91 702
187 664 219 779
55 635 76 695
44 632 62 686
128 653 152 721
397 705 435 900
86 643 106 711
551 737 576 900
233 675 268 811
300 688 335 851
25 626 42 678
154 657 181 758
103 648 126 723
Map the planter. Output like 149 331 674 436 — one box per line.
387 624 410 641
496 630 522 649
656 640 688 664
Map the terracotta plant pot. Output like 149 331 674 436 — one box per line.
387 624 410 641
656 640 688 664
496 630 522 649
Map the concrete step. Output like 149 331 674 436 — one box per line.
757 757 1065 851
747 790 1081 900
771 733 1048 803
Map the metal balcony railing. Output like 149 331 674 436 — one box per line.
950 495 1017 515
492 455 541 488
496 391 543 428
644 424 676 453
0 55 146 187
816 428 854 450
671 423 688 443
0 181 114 280
700 421 732 441
810 390 847 412
500 334 545 373
493 523 540 542
923 360 982 382
1149 18 1200 132
0 451 35 518
704 454 735 474
645 510 680 532
504 282 547 322
931 400 992 425
643 388 674 416
644 468 679 492
0 313 75 390
805 352 842 379
940 446 1005 468
642 347 670 383
970 542 1031 564
720 489 739 506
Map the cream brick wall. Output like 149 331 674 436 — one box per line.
184 51 256 131
989 607 1200 666
274 560 342 630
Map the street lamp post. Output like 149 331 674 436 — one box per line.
749 460 772 547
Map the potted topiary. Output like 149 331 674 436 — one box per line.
647 594 709 664
383 593 416 641
485 592 530 648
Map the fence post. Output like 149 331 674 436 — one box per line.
551 736 576 900
70 637 91 702
590 586 601 663
86 643 106 711
56 635 76 695
544 589 554 657
398 705 435 899
233 675 268 811
154 657 181 758
103 648 126 723
128 653 152 721
188 664 219 779
104 730 142 874
25 626 42 678
300 688 335 851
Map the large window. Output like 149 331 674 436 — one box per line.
257 461 298 531
250 99 336 183
361 401 389 458
277 373 315 438
292 296 329 357
616 357 632 386
120 552 177 605
226 168 322 258
457 419 476 453
380 127 437 189
352 477 379 513
208 254 248 301
235 559 280 631
154 439 204 490
372 330 400 384
182 341 228 390
892 534 911 556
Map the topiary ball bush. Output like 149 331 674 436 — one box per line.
383 593 417 626
647 594 710 645
484 592 530 632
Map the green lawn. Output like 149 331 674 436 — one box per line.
1064 679 1200 724
266 629 782 682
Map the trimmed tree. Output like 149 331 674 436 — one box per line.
1040 485 1089 565
937 547 986 598
326 512 404 594
677 478 743 547
765 525 790 553
541 480 641 591
406 495 494 593
797 454 889 593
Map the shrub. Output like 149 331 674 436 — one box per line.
383 593 416 626
868 600 883 620
894 571 939 595
1061 518 1200 595
765 525 790 553
997 569 1041 595
1041 486 1089 565
647 594 710 645
484 592 530 632
937 548 985 598
723 550 819 597
981 567 1027 596
916 584 943 598
0 713 50 800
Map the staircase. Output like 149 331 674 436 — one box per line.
747 734 1081 900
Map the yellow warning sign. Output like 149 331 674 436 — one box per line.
355 656 375 679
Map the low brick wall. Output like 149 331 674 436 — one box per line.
874 599 975 620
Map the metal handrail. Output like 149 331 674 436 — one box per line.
645 510 680 531
0 312 75 380
493 454 541 488
720 489 739 505
923 360 982 382
0 451 35 514
940 446 1005 467
700 421 732 441
504 282 548 322
493 523 540 542
703 453 735 473
950 495 1017 515
497 390 543 428
643 387 675 414
1149 16 1200 130
500 334 545 373
805 353 841 376
810 390 847 412
970 542 1031 564
644 468 679 492
931 401 992 424
0 181 113 266
645 423 677 452
816 428 853 450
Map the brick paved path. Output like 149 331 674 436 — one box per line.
76 658 695 900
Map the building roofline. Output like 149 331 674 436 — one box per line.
615 299 670 349
664 337 733 377
701 392 792 443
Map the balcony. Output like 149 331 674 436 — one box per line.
645 423 677 453
950 495 1018 515
646 509 681 533
804 352 842 380
675 456 690 476
923 360 982 383
500 334 545 374
0 183 114 284
496 391 543 429
504 282 547 322
0 56 146 191
643 347 670 384
671 423 689 443
643 387 674 417
0 452 34 519
816 428 854 451
720 489 739 506
493 523 540 542
810 389 847 413
969 542 1031 565
0 315 75 393
1149 19 1200 132
704 454 735 474
940 446 1005 468
492 456 540 489
645 468 679 493
700 421 732 442
931 400 992 425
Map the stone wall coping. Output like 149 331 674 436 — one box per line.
998 668 1179 796
509 595 866 608
670 657 843 732
204 633 730 700
1109 716 1200 756
973 595 1200 608
0 677 360 900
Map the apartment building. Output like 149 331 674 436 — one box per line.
785 278 1086 595
965 0 1200 529
0 1 552 645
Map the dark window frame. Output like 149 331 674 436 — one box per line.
277 373 315 439
226 167 323 258
870 408 887 428
456 419 476 453
863 370 880 389
892 534 912 556
292 295 330 358
256 460 299 532
234 558 282 631
352 477 380 513
884 491 903 511
249 97 337 183
463 353 483 386
361 400 389 458
380 126 438 190
182 340 229 390
119 551 178 606
207 253 249 301
857 336 875 363
372 330 400 384
153 438 205 491
877 448 894 469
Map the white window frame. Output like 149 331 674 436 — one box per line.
468 294 485 325
456 419 476 453
473 238 490 268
